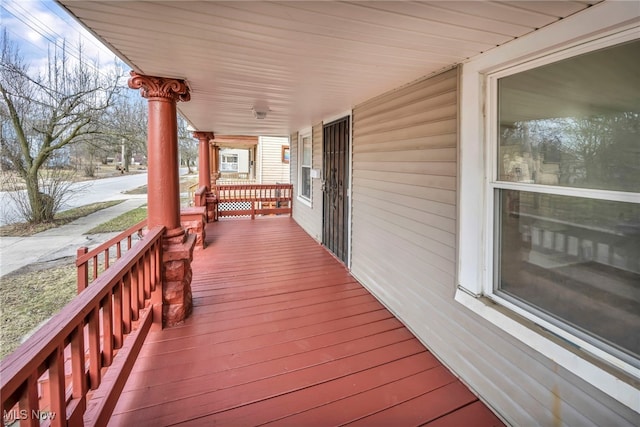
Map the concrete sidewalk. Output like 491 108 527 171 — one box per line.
0 196 147 277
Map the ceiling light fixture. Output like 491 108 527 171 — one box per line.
252 106 269 119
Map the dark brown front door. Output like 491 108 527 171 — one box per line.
323 116 350 264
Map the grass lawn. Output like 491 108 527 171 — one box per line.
123 185 147 195
0 200 125 237
1 202 149 360
0 260 76 359
86 205 148 234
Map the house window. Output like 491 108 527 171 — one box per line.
298 132 312 200
490 40 640 366
220 154 238 172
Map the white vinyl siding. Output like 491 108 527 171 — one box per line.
350 67 639 425
258 136 290 184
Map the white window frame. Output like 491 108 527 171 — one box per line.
220 153 239 172
456 1 640 413
297 129 312 206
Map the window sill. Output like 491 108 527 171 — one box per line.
454 288 640 413
297 196 312 208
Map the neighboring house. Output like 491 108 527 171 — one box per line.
54 1 640 424
216 136 290 183
256 136 290 184
219 148 247 173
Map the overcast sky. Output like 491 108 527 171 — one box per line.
1 0 117 69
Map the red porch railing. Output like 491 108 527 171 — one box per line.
76 220 148 293
1 226 164 427
214 183 293 219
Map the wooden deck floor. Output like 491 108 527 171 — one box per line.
109 217 504 426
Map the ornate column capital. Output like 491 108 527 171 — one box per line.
192 131 215 142
128 71 190 102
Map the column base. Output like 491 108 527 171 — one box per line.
162 228 196 327
206 193 218 222
180 207 207 249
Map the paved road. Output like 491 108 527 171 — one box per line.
0 197 149 277
0 168 193 226
61 172 149 209
0 168 194 275
0 172 148 226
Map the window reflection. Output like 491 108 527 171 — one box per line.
498 115 640 192
497 40 640 193
497 190 640 359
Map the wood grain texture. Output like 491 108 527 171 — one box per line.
109 217 503 426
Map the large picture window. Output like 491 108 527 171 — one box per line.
298 132 312 200
491 40 640 365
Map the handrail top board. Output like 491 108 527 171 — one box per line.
76 219 148 266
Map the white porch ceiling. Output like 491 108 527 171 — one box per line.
57 1 599 136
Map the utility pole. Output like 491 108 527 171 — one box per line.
121 138 126 173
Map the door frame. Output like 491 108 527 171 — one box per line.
321 110 353 268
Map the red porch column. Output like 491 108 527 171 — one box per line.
193 131 214 191
128 71 195 328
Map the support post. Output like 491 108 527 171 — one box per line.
193 131 214 192
211 144 220 184
128 71 195 327
77 247 88 293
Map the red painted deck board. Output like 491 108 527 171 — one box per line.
109 217 504 426
424 400 505 427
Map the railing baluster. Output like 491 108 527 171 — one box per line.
116 241 122 259
92 255 98 281
144 252 151 299
88 307 101 390
137 259 145 309
113 279 123 349
150 242 163 330
47 345 66 427
122 273 132 334
102 294 113 367
130 265 139 321
150 245 156 291
70 324 87 401
18 373 39 427
104 248 110 270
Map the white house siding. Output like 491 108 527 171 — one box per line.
291 125 323 242
258 136 290 184
349 67 638 426
219 148 250 174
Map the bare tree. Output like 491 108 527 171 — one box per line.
0 31 120 222
94 94 148 173
565 113 640 191
178 115 197 174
